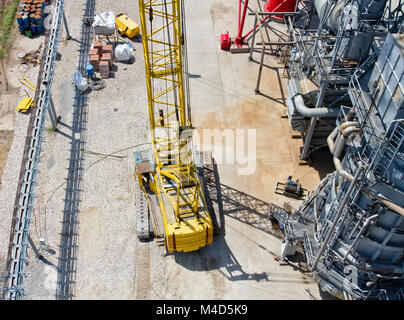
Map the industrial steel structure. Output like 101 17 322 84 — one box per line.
269 0 404 299
280 0 404 160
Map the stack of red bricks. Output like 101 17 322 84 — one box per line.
89 41 114 78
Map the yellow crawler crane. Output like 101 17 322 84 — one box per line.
135 0 213 252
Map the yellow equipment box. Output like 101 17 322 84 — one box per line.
16 97 34 113
115 13 140 38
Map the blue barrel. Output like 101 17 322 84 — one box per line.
22 14 29 26
18 25 25 35
33 13 40 24
16 14 23 26
36 24 44 34
86 64 94 77
31 25 37 35
29 13 35 24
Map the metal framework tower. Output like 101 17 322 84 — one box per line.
136 0 213 252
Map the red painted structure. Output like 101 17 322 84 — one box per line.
220 32 230 50
264 0 297 20
220 0 297 50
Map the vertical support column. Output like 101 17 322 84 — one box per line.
48 93 58 129
300 82 327 160
255 44 266 94
249 13 258 61
255 12 266 94
27 235 43 260
63 12 71 40
234 0 250 46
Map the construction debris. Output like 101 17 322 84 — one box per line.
18 44 43 67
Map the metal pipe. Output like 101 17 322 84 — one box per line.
248 12 299 16
371 193 404 217
62 11 71 40
348 209 366 239
234 0 250 45
336 242 404 274
340 121 359 130
293 93 340 118
248 13 258 61
333 133 345 158
299 83 327 160
256 41 295 45
342 126 361 137
255 11 266 94
327 126 354 181
332 131 342 155
365 262 404 274
343 214 378 263
311 163 364 271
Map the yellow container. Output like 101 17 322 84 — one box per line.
115 13 140 38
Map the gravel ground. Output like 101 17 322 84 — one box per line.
20 0 154 299
0 33 44 279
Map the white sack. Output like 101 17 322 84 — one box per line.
72 71 88 92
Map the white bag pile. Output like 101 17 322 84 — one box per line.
72 71 88 92
92 12 115 35
114 42 135 62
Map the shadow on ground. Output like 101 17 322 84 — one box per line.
55 0 95 300
172 159 283 282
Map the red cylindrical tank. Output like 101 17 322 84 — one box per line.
264 0 297 20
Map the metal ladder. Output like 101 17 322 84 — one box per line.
320 182 362 261
374 120 404 179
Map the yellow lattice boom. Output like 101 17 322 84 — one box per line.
137 0 213 252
